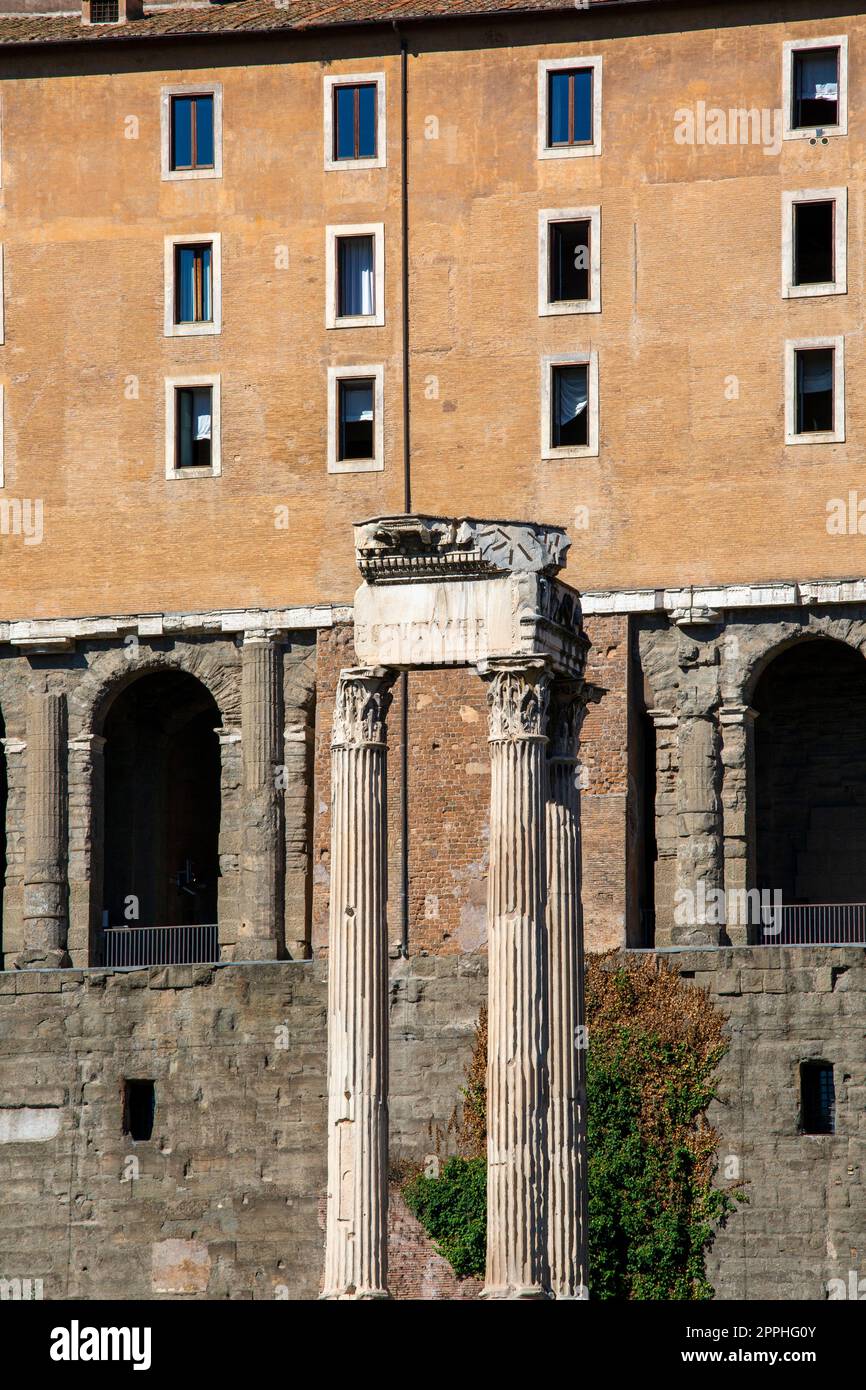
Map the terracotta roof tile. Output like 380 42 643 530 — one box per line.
0 0 686 49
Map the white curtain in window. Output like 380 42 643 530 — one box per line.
800 353 833 393
800 52 838 100
193 388 212 440
557 368 588 424
341 236 375 317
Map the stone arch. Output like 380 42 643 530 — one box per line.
70 641 241 740
98 666 223 953
751 632 866 926
735 615 866 710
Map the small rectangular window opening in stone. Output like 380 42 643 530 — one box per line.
123 1079 156 1141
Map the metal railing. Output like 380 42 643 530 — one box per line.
100 924 220 968
759 903 866 946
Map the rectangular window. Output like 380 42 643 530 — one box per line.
164 234 221 336
794 201 834 285
552 365 589 449
800 1062 835 1135
539 208 601 315
327 365 384 473
326 224 384 328
548 68 593 147
123 1080 155 1142
796 348 834 434
177 386 213 469
90 0 119 21
786 338 844 444
782 189 846 298
171 95 214 171
793 48 839 129
175 244 212 324
161 85 222 180
335 84 377 161
339 236 375 318
783 38 848 139
551 220 591 302
538 57 602 159
339 379 374 460
542 353 599 458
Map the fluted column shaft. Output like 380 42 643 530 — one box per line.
19 688 69 968
481 658 551 1299
239 632 283 959
323 667 395 1299
546 682 590 1299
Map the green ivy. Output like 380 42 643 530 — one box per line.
403 957 740 1295
403 1157 487 1280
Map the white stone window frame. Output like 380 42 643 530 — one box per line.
538 207 601 317
785 336 845 446
782 188 847 299
160 83 223 182
164 372 222 479
325 223 385 329
164 233 222 337
0 244 5 344
0 384 5 489
537 55 603 161
323 73 387 172
327 363 384 474
541 351 599 460
782 36 848 141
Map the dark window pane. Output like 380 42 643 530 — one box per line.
335 85 357 160
176 246 196 322
793 201 834 285
552 365 589 448
796 348 834 433
177 387 213 467
358 84 377 158
793 48 839 128
548 68 593 146
175 245 213 324
124 1080 155 1142
800 1062 835 1134
338 236 375 317
194 95 215 168
171 97 193 170
550 220 591 302
339 379 374 459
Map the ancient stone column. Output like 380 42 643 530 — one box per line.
546 680 590 1300
675 701 724 946
720 705 758 946
18 688 70 968
239 631 283 960
480 657 551 1300
323 666 396 1300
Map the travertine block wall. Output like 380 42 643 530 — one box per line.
0 948 860 1301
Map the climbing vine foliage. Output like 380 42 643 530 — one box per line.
404 956 740 1298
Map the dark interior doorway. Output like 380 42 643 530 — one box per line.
102 670 221 928
754 639 866 905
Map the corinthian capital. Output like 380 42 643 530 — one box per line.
332 667 396 748
480 658 551 740
547 681 603 762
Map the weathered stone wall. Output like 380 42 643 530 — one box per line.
0 947 861 1301
0 954 486 1300
661 945 866 1303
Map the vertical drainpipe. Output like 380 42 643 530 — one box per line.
395 22 411 960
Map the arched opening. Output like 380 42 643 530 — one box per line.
100 670 221 963
754 638 866 941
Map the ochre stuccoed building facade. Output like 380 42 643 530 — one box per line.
0 0 863 1300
